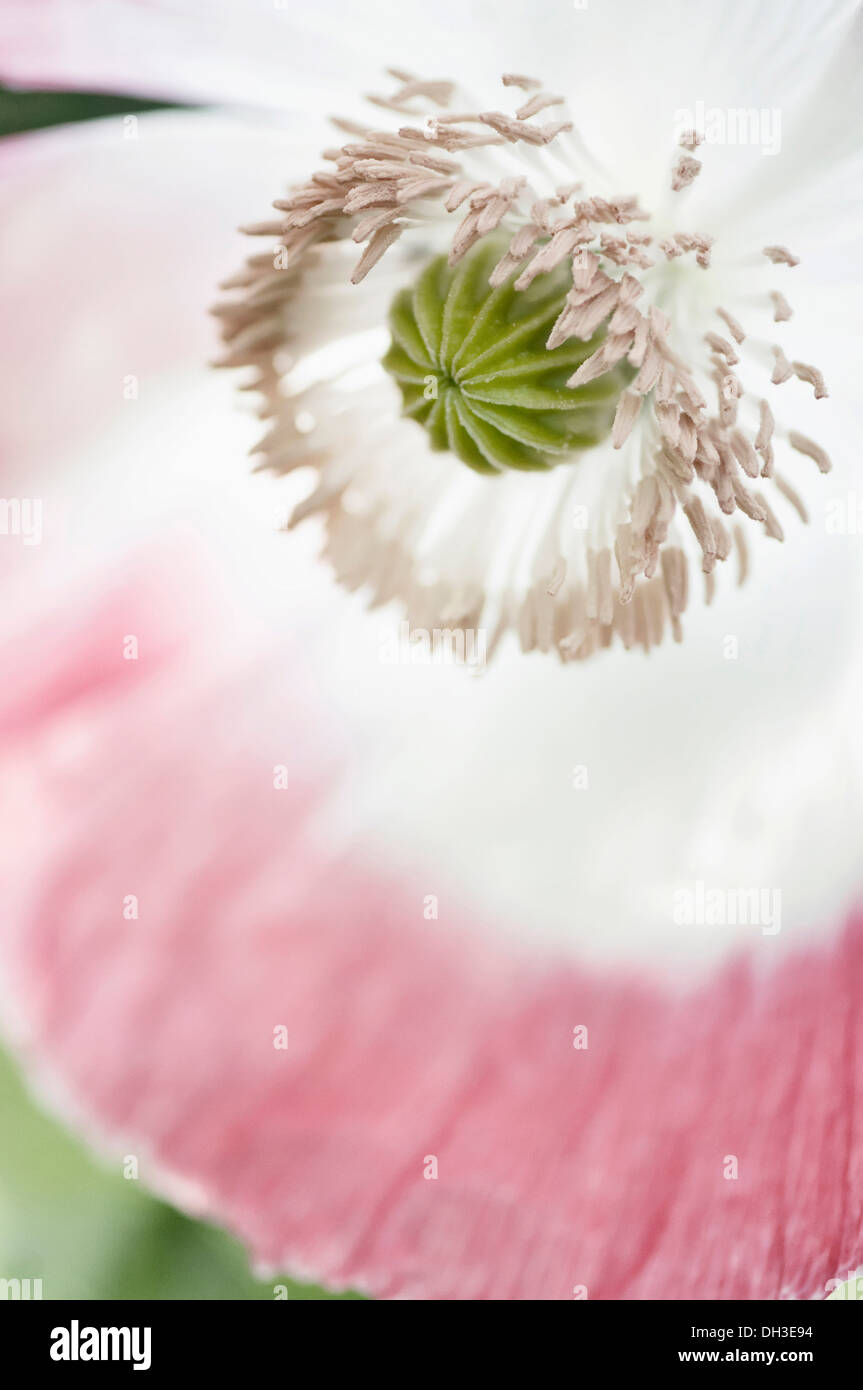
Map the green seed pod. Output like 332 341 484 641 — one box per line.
383 237 629 474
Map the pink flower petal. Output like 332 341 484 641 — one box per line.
0 112 325 483
1 563 861 1300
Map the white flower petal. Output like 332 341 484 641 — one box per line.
1 81 859 985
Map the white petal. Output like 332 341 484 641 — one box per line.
4 97 862 991
29 355 863 983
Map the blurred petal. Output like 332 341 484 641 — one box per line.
0 0 406 109
0 562 861 1300
0 108 330 492
1 0 856 141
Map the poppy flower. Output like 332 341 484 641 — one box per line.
1 0 862 1299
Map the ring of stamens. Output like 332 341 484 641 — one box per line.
214 68 831 664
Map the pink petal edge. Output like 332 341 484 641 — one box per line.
0 561 861 1301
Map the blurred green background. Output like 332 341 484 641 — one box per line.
0 84 179 138
0 79 361 1300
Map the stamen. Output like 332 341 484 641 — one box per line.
788 431 832 473
769 290 793 321
216 68 835 666
771 346 794 384
718 372 741 429
478 112 574 146
756 399 775 452
704 332 739 366
760 493 784 541
367 71 454 112
351 224 402 283
763 245 800 267
546 557 566 596
682 496 717 572
502 74 542 91
661 232 713 268
671 154 702 191
612 389 642 448
791 361 829 398
774 473 809 523
516 92 565 120
716 308 745 344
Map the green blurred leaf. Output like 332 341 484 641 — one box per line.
0 85 184 139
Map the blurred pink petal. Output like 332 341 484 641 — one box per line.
1 561 861 1300
0 111 326 486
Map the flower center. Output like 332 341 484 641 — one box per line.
220 67 833 665
383 237 629 473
